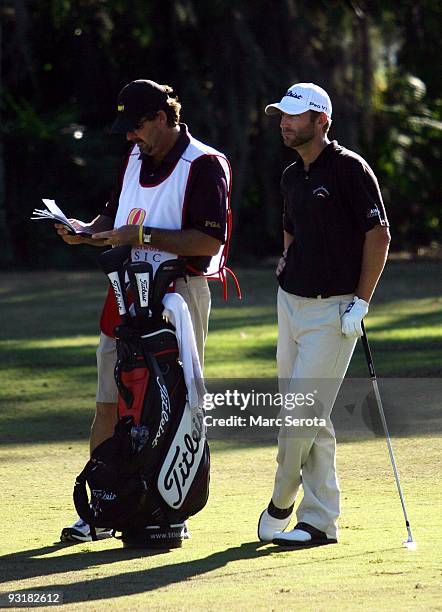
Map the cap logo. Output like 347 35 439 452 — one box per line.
286 91 302 99
118 104 124 111
309 101 329 112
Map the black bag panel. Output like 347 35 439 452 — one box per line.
155 408 210 514
92 416 135 461
178 441 210 517
139 326 178 354
142 358 187 447
73 417 151 530
73 458 147 530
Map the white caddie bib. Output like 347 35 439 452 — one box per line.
113 135 230 276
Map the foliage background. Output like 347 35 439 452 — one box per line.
1 0 441 268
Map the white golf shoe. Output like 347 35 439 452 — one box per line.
272 522 337 548
60 518 113 543
257 509 292 542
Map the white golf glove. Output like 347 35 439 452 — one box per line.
341 296 369 338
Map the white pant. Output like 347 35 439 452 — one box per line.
96 276 211 403
272 287 357 539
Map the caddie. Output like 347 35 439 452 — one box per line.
258 82 390 547
55 79 232 542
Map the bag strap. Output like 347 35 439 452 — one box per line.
138 341 173 443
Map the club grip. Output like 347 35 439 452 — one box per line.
151 258 186 315
98 246 132 319
361 321 376 379
126 261 153 316
97 245 132 274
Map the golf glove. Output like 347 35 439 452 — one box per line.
341 296 369 338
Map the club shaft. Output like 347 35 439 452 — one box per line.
361 322 414 541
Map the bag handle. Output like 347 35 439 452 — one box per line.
73 465 98 540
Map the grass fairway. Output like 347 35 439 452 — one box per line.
0 261 441 610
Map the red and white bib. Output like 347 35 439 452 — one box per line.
101 136 236 336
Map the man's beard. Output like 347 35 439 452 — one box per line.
282 125 315 148
138 141 153 155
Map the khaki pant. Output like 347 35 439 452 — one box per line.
272 287 357 539
96 276 211 403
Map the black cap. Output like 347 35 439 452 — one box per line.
111 80 171 134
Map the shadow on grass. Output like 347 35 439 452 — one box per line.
1 346 97 369
1 374 441 445
2 334 440 377
208 311 276 332
208 337 441 377
209 308 442 337
0 541 398 604
365 309 442 334
0 411 92 444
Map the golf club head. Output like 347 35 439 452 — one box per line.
151 258 186 316
98 246 132 322
125 261 154 322
97 245 132 275
402 538 417 550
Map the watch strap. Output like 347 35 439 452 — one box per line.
142 226 152 244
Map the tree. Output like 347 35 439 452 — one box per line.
1 0 441 268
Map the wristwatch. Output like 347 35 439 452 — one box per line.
142 226 152 245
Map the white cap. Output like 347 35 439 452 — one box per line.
265 82 332 118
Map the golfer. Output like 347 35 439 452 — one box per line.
56 79 231 542
258 83 390 547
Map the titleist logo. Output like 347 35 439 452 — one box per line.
139 278 149 302
136 276 149 307
286 90 302 99
162 412 203 507
151 378 171 448
111 279 125 312
92 489 117 501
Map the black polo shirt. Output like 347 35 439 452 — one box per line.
280 140 388 297
100 124 227 273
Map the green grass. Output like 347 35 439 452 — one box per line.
1 438 441 610
206 261 442 378
0 262 441 610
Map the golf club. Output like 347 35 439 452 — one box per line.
126 261 154 323
98 246 132 324
361 321 416 550
150 259 186 316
